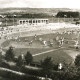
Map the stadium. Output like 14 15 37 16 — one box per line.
1 0 80 79
0 8 80 80
0 11 80 65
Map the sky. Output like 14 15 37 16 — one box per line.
0 0 80 9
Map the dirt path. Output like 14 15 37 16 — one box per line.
0 67 25 75
32 48 62 57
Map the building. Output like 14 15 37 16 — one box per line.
19 19 49 25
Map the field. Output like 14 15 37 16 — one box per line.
2 29 80 48
33 49 73 64
1 27 80 64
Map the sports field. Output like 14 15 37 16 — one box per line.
1 26 80 65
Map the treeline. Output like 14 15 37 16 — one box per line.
6 13 52 18
56 11 79 18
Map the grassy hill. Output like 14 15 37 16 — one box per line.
0 8 72 15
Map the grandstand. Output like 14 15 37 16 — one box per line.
19 19 49 25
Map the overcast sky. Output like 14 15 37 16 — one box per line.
0 0 80 9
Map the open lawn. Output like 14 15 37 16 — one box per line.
33 49 73 64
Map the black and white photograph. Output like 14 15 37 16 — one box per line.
0 0 80 80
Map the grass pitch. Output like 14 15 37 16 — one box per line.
1 27 80 65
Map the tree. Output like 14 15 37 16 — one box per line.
25 51 33 65
40 57 54 76
16 55 24 67
41 57 53 69
75 55 80 66
5 46 14 61
0 51 3 65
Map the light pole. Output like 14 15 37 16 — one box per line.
1 15 7 27
58 16 59 23
13 15 16 26
64 15 67 23
5 18 7 27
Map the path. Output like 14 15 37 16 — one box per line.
0 67 25 75
32 47 79 61
32 48 61 57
